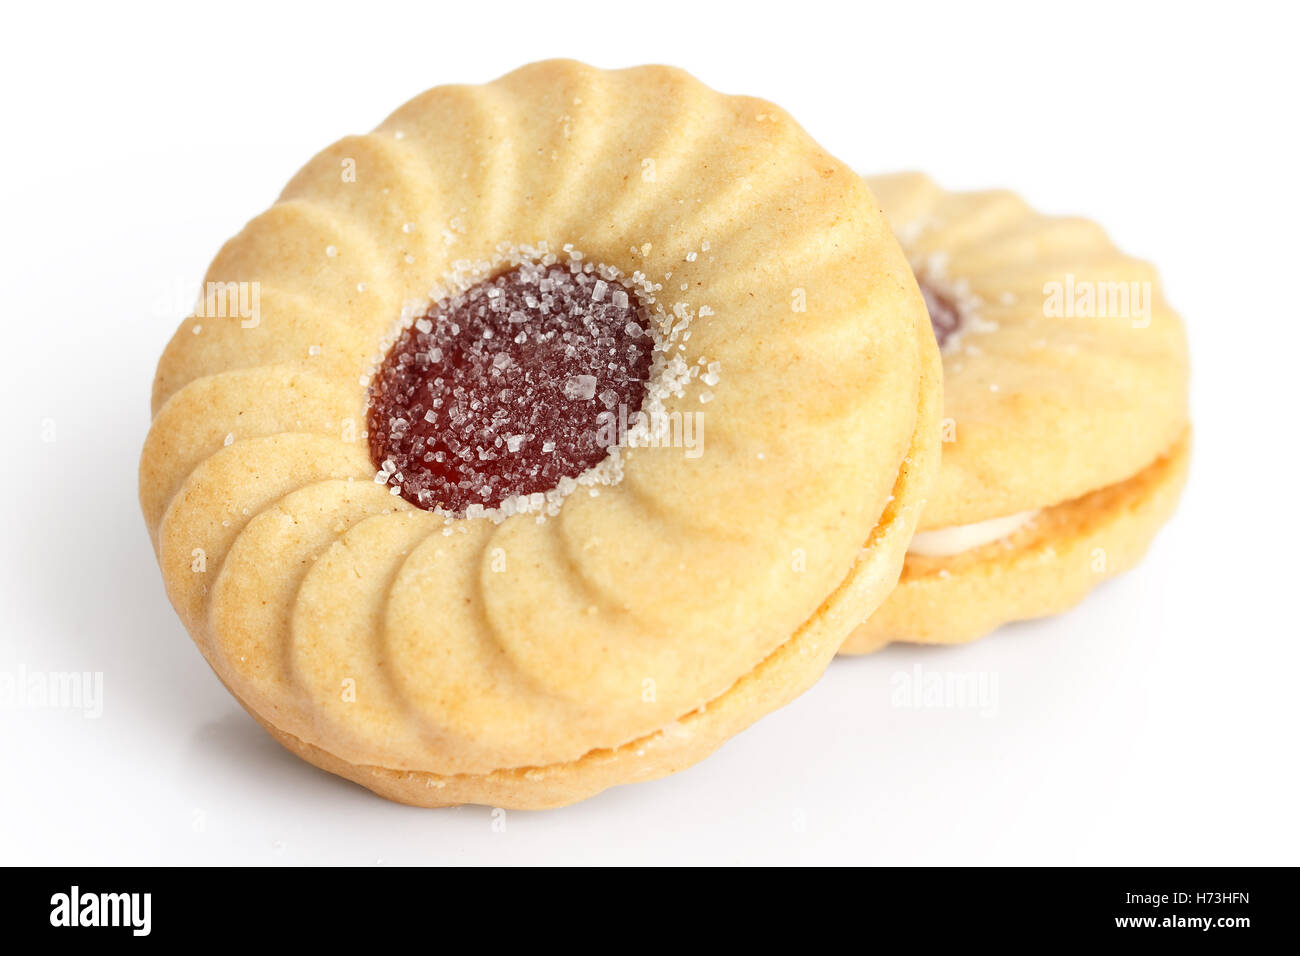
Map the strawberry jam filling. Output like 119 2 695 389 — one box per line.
918 279 962 349
368 262 654 513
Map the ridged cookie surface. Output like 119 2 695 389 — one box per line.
867 172 1188 528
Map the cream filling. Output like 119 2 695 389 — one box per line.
907 510 1039 558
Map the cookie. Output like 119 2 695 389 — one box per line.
140 62 941 808
842 172 1189 652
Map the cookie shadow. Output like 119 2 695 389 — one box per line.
187 709 365 800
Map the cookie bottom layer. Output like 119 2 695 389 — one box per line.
840 427 1190 654
240 617 839 809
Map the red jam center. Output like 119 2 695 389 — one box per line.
918 278 962 349
368 263 654 513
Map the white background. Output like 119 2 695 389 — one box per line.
2 1 1296 865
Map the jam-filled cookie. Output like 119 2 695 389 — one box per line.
140 62 940 808
842 173 1189 652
